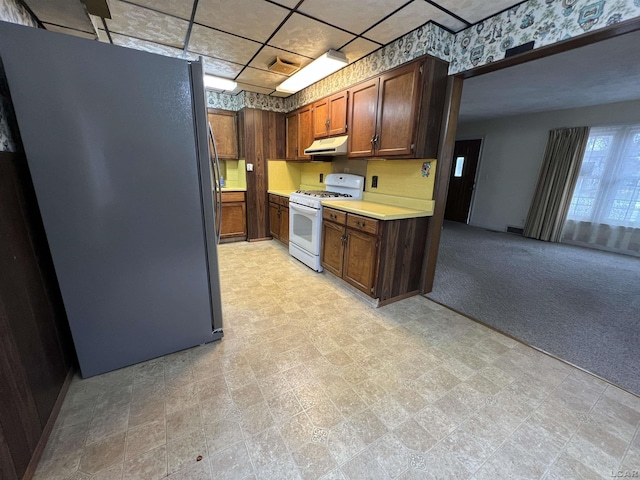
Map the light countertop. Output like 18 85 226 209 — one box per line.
267 189 292 197
321 199 433 220
221 187 246 192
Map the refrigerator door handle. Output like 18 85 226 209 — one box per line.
208 124 222 244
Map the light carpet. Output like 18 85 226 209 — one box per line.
427 221 640 395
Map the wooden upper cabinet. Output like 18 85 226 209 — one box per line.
375 61 422 157
297 105 313 160
312 97 330 138
313 91 348 139
347 78 379 158
207 109 238 159
285 111 298 160
347 59 438 159
328 91 348 136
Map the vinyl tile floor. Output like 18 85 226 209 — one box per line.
35 241 640 480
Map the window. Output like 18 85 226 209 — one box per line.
567 125 640 227
454 156 465 177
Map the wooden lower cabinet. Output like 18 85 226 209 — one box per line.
269 194 289 246
220 192 247 242
321 207 428 305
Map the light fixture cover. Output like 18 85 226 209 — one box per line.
276 50 348 94
203 75 237 91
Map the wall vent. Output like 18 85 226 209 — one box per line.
506 226 524 235
268 57 300 76
505 41 535 58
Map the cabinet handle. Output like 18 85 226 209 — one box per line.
330 213 337 220
325 119 330 128
356 221 365 228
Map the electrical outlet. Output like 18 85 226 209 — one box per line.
319 173 324 183
372 176 378 188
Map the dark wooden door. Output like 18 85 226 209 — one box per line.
348 79 378 158
343 229 378 295
279 206 289 245
444 139 482 223
375 61 421 157
328 91 348 136
312 98 329 138
285 111 298 160
297 105 313 160
321 220 345 277
269 201 280 239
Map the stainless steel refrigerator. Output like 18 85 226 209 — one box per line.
0 21 224 378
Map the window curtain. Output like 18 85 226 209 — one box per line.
523 126 590 242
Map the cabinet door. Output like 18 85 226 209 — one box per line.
343 229 378 296
279 206 289 245
269 202 280 239
312 98 329 139
297 105 313 160
207 109 238 159
285 111 298 160
328 91 348 136
321 220 345 277
375 62 421 157
347 79 378 158
220 202 246 239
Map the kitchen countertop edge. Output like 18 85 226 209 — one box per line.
221 187 247 192
267 190 293 198
321 199 432 221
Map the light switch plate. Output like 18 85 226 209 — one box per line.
246 163 254 172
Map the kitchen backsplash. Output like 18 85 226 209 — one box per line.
449 0 640 74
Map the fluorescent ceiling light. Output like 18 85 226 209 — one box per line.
276 50 348 94
204 75 237 91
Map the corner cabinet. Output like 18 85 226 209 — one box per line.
207 108 239 159
285 106 313 160
220 191 247 242
321 207 429 305
347 58 447 159
269 194 289 245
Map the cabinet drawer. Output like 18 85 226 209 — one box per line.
222 191 245 203
269 193 281 204
347 213 379 235
279 196 289 207
323 208 346 224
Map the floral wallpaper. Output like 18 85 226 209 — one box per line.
0 0 38 151
449 0 640 74
206 90 289 112
287 22 453 110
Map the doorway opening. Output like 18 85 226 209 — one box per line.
444 139 482 224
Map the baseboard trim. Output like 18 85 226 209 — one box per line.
22 368 75 480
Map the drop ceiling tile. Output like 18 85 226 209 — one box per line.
340 37 380 63
105 0 189 48
435 0 521 25
188 24 261 64
269 13 355 59
44 23 97 40
364 1 458 45
298 0 406 35
111 33 185 57
195 0 289 43
24 0 94 33
186 53 244 77
96 28 110 43
270 0 298 8
125 0 194 20
249 46 313 73
236 67 288 89
234 82 274 95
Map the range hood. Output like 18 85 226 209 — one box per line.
304 135 348 156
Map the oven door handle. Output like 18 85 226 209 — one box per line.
290 202 320 215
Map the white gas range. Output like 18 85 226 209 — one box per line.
289 173 365 272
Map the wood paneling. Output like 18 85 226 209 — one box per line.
415 58 449 159
0 151 74 480
421 76 464 294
